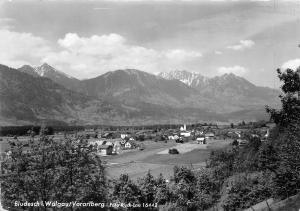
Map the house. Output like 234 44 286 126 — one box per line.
124 140 136 149
105 141 113 146
89 139 105 146
125 141 133 149
112 141 121 154
98 145 113 156
168 134 179 140
196 137 206 144
168 135 175 140
180 131 191 137
205 132 215 139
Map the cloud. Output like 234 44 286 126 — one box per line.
217 65 247 76
43 33 202 78
0 29 202 78
214 50 222 55
227 40 255 51
0 18 15 30
0 29 51 67
165 49 202 60
281 59 300 71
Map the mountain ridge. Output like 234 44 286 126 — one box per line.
0 63 281 125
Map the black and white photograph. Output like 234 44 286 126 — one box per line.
0 0 300 210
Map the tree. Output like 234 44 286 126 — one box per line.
220 173 272 211
266 68 300 128
111 174 142 206
173 166 195 184
265 67 300 199
270 130 300 199
193 169 218 210
169 148 179 154
232 139 238 147
54 138 108 205
1 136 108 210
170 167 197 210
138 171 156 205
154 174 170 204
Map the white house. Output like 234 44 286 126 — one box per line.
112 141 121 154
124 140 135 149
180 131 191 137
196 137 206 144
168 135 175 140
168 135 179 140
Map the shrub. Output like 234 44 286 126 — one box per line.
169 148 179 154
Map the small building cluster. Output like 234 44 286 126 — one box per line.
88 134 139 156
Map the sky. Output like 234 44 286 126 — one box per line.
1 0 300 87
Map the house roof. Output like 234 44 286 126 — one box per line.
98 145 113 149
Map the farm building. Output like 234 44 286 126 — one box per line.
125 141 133 149
88 138 122 155
196 137 206 144
180 131 191 137
98 145 113 156
205 132 215 139
168 135 179 140
123 140 136 149
112 141 121 154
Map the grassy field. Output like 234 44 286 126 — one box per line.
104 139 232 180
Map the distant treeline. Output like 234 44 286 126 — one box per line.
0 123 217 136
83 123 218 131
0 121 269 136
0 126 56 136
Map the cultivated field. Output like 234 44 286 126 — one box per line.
103 139 232 180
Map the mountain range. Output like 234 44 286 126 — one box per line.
0 63 280 126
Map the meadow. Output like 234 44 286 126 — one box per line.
103 139 232 180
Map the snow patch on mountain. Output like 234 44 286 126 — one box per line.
34 63 74 79
158 70 208 87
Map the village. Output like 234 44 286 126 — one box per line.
0 121 273 180
79 122 272 156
